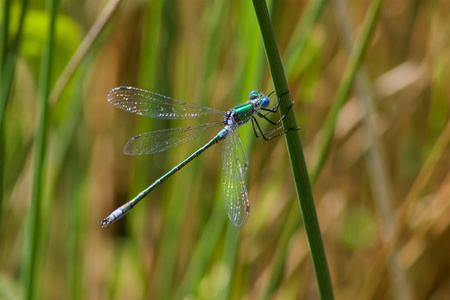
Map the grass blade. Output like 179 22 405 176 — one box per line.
0 0 30 216
333 0 412 299
263 1 328 296
50 0 122 105
174 200 226 299
22 0 59 298
252 0 334 298
284 0 328 76
310 0 384 184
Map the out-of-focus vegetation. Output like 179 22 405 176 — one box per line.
1 0 449 299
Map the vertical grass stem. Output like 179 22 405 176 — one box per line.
310 0 384 184
252 0 334 298
0 0 29 215
23 0 59 298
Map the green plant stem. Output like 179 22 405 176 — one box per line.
284 0 328 76
263 206 300 300
332 1 411 299
0 57 17 212
23 0 59 298
252 0 334 299
0 0 29 215
263 1 328 297
174 200 226 299
0 0 10 70
0 0 10 218
310 0 384 184
49 0 121 105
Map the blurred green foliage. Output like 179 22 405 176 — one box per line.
7 3 81 85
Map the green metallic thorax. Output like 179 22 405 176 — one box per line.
232 103 254 125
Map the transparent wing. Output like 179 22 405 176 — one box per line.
222 125 249 180
108 86 225 119
221 126 250 227
124 122 223 155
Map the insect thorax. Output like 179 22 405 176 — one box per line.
223 103 254 126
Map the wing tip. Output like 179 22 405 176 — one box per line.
107 86 136 103
124 138 139 156
227 208 249 227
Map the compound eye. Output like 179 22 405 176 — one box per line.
261 97 270 108
249 90 259 100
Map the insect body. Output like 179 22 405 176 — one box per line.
101 87 292 228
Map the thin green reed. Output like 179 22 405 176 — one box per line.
121 0 165 298
23 0 59 299
333 0 410 298
173 2 231 295
0 0 11 215
252 0 334 299
263 1 329 297
149 2 187 299
174 198 226 299
103 1 166 298
198 0 231 103
310 0 384 184
284 0 328 76
221 2 269 298
54 65 91 300
172 4 233 296
258 0 384 298
0 0 30 214
0 0 9 70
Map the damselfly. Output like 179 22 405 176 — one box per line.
101 86 295 228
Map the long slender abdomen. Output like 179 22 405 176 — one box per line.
101 127 229 227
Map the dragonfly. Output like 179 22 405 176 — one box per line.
101 86 295 228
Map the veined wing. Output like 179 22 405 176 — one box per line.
124 122 223 155
221 125 250 227
108 86 225 119
221 124 249 180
